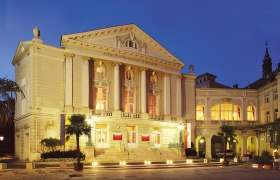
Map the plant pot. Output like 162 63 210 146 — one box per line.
73 163 84 171
264 164 271 170
222 160 230 166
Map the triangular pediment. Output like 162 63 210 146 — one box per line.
12 41 31 65
61 24 185 67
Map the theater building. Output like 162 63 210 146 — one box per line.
12 24 279 161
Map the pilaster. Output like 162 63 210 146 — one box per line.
82 56 90 108
113 63 120 112
164 74 171 117
64 53 75 111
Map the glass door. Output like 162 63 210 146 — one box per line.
96 124 108 148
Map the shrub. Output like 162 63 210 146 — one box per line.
261 150 273 165
185 148 197 157
252 155 264 164
41 138 61 152
41 150 85 160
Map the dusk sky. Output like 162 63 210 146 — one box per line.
1 0 280 87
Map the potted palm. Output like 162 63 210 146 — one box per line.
65 114 91 171
262 150 273 170
217 125 236 166
252 155 263 169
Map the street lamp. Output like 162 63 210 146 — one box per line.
86 116 93 147
0 136 4 141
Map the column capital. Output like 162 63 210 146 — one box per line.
64 52 75 58
82 56 91 61
164 73 172 77
113 62 122 67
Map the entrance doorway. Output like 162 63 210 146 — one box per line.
96 124 108 148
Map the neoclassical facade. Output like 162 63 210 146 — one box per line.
12 24 278 161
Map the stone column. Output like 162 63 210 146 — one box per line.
141 69 148 119
65 53 75 112
177 75 182 118
276 74 280 115
82 56 90 108
164 74 171 117
241 135 248 156
113 63 121 117
205 136 212 159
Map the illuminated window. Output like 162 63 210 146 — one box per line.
247 106 256 121
123 90 135 113
125 39 138 49
196 105 205 120
96 87 107 111
149 94 159 117
127 126 136 144
211 103 241 120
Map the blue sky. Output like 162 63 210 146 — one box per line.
1 0 280 87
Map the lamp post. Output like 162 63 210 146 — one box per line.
86 117 93 147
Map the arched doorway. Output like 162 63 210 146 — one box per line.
247 136 258 156
195 135 205 158
211 135 224 158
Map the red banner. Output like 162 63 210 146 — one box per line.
113 133 122 140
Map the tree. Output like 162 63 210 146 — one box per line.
269 118 280 152
0 77 22 127
217 125 236 165
65 114 91 170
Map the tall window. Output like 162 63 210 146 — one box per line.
274 91 278 100
196 105 205 120
123 90 134 113
149 94 159 117
127 126 136 147
148 72 160 117
247 106 256 121
266 111 270 123
274 109 278 121
96 88 107 111
265 94 270 103
211 103 241 120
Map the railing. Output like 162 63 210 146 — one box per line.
168 142 183 156
92 110 112 117
121 112 141 119
147 142 162 159
195 120 259 127
149 115 164 120
119 142 130 160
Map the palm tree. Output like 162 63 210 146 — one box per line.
217 125 236 166
0 77 22 127
65 114 91 170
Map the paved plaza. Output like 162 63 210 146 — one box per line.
0 164 280 180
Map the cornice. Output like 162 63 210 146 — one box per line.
62 38 182 70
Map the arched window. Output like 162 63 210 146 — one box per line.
125 39 138 49
247 106 256 121
211 103 241 120
196 105 205 120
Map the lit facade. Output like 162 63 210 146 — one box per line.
12 24 279 161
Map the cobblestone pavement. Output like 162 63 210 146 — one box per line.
0 164 280 180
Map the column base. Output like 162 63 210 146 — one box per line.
141 113 149 120
112 110 122 118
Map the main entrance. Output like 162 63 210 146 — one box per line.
96 124 108 148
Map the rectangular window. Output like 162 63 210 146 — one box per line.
148 94 158 117
265 94 270 103
274 91 278 100
96 87 107 111
266 111 270 123
274 109 278 121
122 90 134 113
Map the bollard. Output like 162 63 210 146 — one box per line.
26 162 35 170
0 163 7 170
